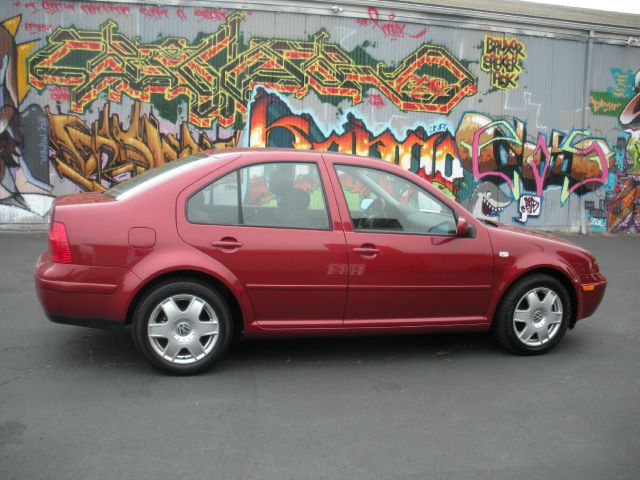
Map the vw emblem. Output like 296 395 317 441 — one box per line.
175 321 191 337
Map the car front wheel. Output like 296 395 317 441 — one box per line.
132 279 233 374
493 274 571 355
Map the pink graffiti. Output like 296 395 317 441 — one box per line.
176 8 187 21
471 122 610 201
41 1 75 14
24 2 38 13
139 6 168 20
521 196 540 214
49 86 69 102
194 8 228 21
563 142 609 197
471 123 515 190
24 22 52 34
528 135 551 197
366 93 385 107
80 4 131 16
357 7 428 41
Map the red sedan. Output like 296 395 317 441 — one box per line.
35 149 607 374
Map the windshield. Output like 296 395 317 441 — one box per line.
105 153 211 199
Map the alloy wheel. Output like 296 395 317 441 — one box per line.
147 294 219 364
512 287 563 347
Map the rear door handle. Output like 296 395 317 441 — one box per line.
353 246 381 257
211 238 243 251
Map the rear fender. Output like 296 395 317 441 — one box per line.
128 246 256 330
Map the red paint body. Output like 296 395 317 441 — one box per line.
34 149 606 337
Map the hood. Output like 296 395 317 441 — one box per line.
486 222 598 276
491 223 578 246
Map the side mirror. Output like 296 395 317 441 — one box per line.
456 217 471 237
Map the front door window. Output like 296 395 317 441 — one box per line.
334 164 456 235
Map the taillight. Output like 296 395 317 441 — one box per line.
49 221 72 264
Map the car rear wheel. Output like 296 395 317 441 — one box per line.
132 279 233 374
493 274 571 355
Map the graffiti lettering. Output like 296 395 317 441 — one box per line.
607 177 640 232
139 6 168 20
248 89 462 198
23 22 51 34
28 13 477 128
590 95 623 114
590 68 637 117
609 68 636 98
45 102 239 192
366 93 385 107
517 194 541 222
357 7 427 41
80 4 131 16
24 2 38 13
49 86 69 101
481 35 526 90
455 113 614 204
176 8 187 22
41 1 75 14
194 8 229 21
608 69 640 232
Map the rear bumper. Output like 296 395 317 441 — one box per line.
576 272 607 321
34 252 141 326
47 313 125 330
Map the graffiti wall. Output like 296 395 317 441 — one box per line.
1 1 638 233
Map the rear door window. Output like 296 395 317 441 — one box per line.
187 162 330 230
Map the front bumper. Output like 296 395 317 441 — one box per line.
34 252 141 328
576 272 607 321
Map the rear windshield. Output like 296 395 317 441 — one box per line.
105 153 210 199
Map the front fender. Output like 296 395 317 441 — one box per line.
485 237 582 324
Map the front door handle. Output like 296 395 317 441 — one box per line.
353 245 381 257
211 237 243 251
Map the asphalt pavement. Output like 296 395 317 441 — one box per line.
1 231 639 480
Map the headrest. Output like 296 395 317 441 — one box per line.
282 188 310 211
269 168 292 197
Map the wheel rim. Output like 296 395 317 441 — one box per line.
147 294 219 365
512 287 563 347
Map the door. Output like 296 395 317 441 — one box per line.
327 160 494 327
177 155 348 328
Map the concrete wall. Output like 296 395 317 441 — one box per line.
1 0 638 232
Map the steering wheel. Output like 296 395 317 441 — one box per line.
362 197 386 228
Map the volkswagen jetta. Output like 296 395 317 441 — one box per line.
35 149 607 374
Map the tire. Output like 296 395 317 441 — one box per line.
493 274 571 355
132 279 233 375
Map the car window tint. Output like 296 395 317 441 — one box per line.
106 153 210 199
240 163 329 229
187 162 330 230
186 171 239 224
335 164 456 235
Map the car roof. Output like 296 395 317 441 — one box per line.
209 147 391 166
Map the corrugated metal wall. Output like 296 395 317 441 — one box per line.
0 0 638 232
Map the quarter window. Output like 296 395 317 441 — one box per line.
187 162 330 230
335 164 456 235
